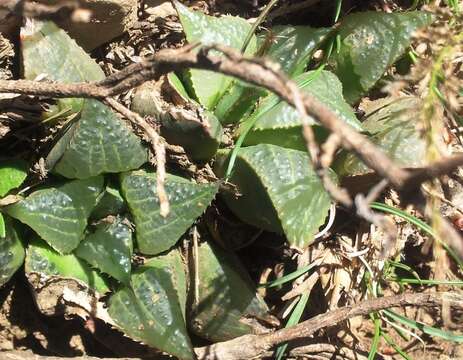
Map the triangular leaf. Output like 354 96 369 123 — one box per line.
6 177 104 254
331 11 434 103
216 144 334 250
90 182 126 220
174 1 258 109
21 20 105 115
214 26 330 125
0 217 25 287
49 99 148 179
25 236 109 294
144 250 187 319
131 74 222 163
188 241 273 341
263 25 331 77
108 252 194 360
335 96 428 177
0 159 28 197
120 170 218 255
75 217 133 285
242 70 362 150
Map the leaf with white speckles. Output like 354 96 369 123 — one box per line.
331 11 434 103
215 144 334 250
48 99 148 179
263 25 331 77
0 217 25 287
6 177 104 254
334 96 428 177
21 20 105 115
188 240 274 342
174 1 257 110
25 236 109 294
120 170 218 255
108 250 194 360
75 218 133 285
241 70 362 150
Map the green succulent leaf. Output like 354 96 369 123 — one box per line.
242 70 362 150
0 217 25 287
25 236 109 294
144 250 187 318
120 170 218 255
188 241 272 341
75 218 133 285
108 251 194 360
334 97 428 177
48 99 148 179
131 74 222 163
6 177 104 254
263 25 331 77
0 159 28 197
214 26 330 125
215 144 334 250
174 1 257 110
90 181 126 220
331 11 434 103
213 81 264 125
21 20 105 115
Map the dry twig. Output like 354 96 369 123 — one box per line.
194 291 462 360
1 44 459 192
104 98 170 216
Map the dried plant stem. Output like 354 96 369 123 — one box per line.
104 98 169 217
195 291 462 360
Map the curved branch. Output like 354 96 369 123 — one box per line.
195 291 462 360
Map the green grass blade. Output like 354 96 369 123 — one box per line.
382 332 413 360
275 293 310 359
370 202 463 269
384 310 463 343
368 317 381 360
391 278 463 286
259 262 318 288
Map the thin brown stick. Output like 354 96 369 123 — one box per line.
1 0 90 22
195 291 462 360
104 98 170 217
0 44 409 189
2 44 463 193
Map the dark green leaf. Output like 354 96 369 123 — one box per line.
263 25 330 76
214 26 330 125
331 11 434 103
0 217 25 287
6 177 104 254
213 82 264 125
0 159 28 197
174 1 257 109
90 182 126 220
75 218 133 285
215 144 334 250
49 99 148 179
144 250 187 318
188 241 273 341
21 20 105 114
25 236 109 294
334 97 427 177
120 170 218 255
241 70 362 150
108 252 194 360
132 74 222 163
